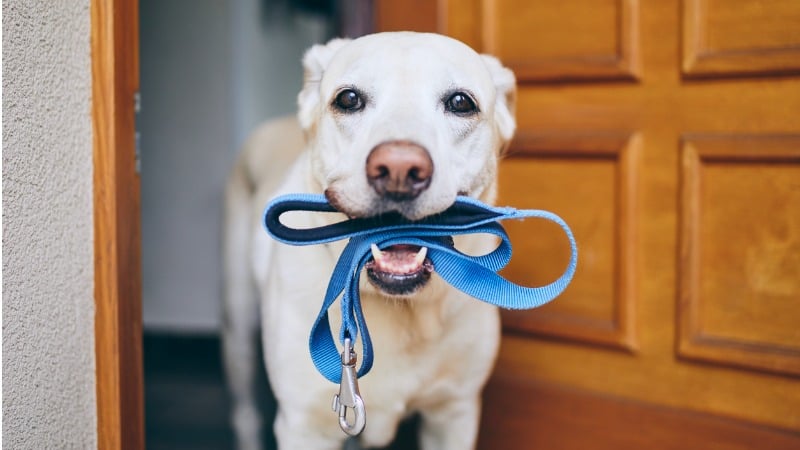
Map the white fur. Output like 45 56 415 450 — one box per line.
223 32 516 450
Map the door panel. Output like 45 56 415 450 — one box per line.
682 0 800 77
679 135 800 376
481 0 640 81
378 0 800 446
499 133 639 351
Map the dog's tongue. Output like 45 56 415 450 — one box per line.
369 244 428 275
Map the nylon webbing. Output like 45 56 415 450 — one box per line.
263 194 578 383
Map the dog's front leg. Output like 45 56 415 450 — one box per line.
419 396 482 450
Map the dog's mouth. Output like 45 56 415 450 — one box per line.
365 244 433 296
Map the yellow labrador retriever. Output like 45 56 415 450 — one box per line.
223 32 516 449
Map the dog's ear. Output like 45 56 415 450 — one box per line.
480 54 517 151
297 38 351 132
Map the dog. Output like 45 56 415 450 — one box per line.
223 32 517 449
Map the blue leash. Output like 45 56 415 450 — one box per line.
263 193 578 384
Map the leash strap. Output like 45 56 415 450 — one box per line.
263 193 578 384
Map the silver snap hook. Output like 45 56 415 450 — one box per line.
331 337 366 436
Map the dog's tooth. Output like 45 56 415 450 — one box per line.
414 247 428 266
371 244 383 262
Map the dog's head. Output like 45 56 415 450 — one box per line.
297 32 516 296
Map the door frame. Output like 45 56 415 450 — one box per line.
92 0 143 448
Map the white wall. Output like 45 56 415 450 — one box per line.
140 0 330 332
2 1 97 448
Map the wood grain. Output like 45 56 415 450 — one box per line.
374 0 440 33
678 135 800 376
478 373 800 450
682 0 800 78
478 0 640 82
498 132 640 351
92 0 143 448
379 0 800 445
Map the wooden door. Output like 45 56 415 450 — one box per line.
377 1 800 448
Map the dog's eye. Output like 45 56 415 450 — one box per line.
333 89 365 112
444 92 478 115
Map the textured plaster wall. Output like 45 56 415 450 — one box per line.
2 1 97 448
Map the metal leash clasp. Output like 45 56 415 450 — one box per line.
331 337 366 436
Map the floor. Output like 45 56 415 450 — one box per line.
144 334 244 449
144 334 419 450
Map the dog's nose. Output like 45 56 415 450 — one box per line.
366 141 433 201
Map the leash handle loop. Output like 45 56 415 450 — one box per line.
263 194 578 383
